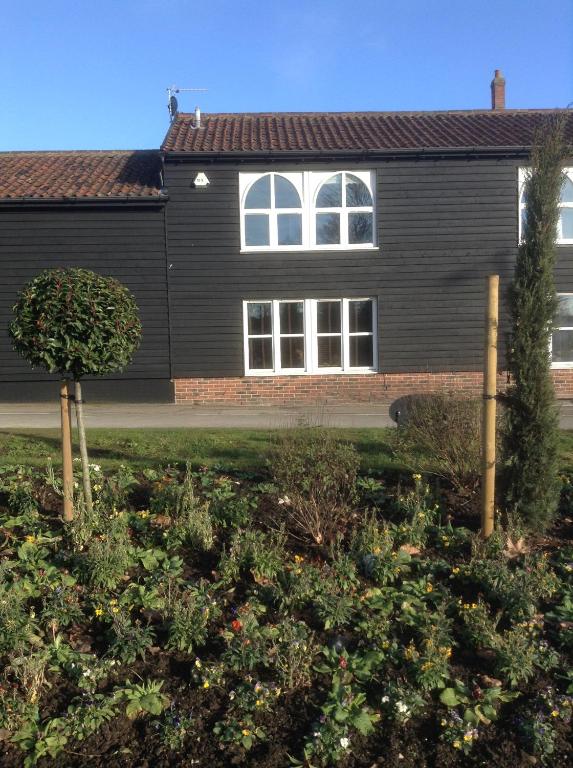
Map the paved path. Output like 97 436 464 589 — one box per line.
0 402 397 429
1 400 573 430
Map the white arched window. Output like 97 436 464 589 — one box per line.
519 168 573 244
312 171 374 247
241 172 303 249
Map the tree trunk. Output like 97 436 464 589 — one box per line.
74 379 93 515
60 379 74 521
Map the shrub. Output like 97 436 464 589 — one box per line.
503 117 565 530
394 393 482 498
151 466 214 551
269 430 359 545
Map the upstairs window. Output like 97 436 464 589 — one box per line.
240 171 376 251
313 172 374 247
243 173 303 248
519 168 573 244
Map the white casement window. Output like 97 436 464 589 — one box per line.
519 167 573 244
551 294 573 368
312 171 374 248
243 298 377 375
239 171 376 251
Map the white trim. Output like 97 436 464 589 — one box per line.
242 297 378 375
518 166 573 245
239 170 376 252
551 293 573 368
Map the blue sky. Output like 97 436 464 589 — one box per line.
1 0 572 151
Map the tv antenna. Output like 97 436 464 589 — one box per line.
167 85 207 123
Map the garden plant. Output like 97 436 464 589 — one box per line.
0 431 571 767
9 268 142 515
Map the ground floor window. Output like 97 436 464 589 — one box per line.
552 294 573 367
243 298 377 374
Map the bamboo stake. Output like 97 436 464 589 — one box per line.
481 275 499 538
74 379 93 515
60 379 74 521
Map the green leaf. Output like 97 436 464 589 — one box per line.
353 709 376 736
440 688 460 707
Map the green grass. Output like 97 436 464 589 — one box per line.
2 427 573 476
0 427 402 474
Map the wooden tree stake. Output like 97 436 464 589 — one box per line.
74 379 93 515
60 379 74 521
481 275 499 538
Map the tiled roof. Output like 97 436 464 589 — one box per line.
0 150 163 201
162 110 573 154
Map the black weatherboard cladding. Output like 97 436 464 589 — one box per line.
0 204 172 400
163 155 573 377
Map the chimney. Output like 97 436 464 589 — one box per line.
491 69 506 110
194 105 201 129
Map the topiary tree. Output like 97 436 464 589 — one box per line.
9 268 142 515
503 117 567 530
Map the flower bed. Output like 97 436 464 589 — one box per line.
0 451 572 767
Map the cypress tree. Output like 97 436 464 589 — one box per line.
504 116 567 529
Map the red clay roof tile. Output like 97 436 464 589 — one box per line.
161 110 573 153
0 150 162 201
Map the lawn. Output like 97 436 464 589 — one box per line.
0 428 402 474
0 431 572 767
3 427 573 475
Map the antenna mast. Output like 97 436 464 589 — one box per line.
167 85 208 123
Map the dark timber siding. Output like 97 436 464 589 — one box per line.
0 204 172 400
164 155 573 376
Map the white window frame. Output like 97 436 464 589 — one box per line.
311 170 375 250
240 172 305 251
551 293 573 369
518 167 573 245
239 170 377 253
242 298 378 375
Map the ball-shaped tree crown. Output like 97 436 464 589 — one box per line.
9 268 142 379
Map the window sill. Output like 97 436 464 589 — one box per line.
551 363 573 369
244 368 378 377
240 246 380 254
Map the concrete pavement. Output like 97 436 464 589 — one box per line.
1 400 573 430
0 402 397 429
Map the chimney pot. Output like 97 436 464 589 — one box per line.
491 69 506 111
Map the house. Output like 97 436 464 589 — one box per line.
1 71 573 404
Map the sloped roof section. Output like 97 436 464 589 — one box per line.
162 110 573 154
0 150 163 201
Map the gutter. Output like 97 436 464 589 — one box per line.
0 194 169 207
161 145 533 162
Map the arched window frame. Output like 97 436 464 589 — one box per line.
239 172 305 250
311 170 375 249
519 167 573 245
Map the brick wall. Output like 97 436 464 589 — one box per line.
174 371 573 405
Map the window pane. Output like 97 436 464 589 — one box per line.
245 175 271 209
317 301 341 333
316 174 342 207
247 302 272 335
280 337 305 368
349 300 373 333
552 329 573 363
275 176 301 208
561 177 573 204
317 336 342 367
316 213 340 245
556 295 573 327
349 335 373 367
248 337 273 369
561 208 573 240
348 212 373 244
279 301 304 334
245 214 270 246
346 174 373 206
278 213 302 245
